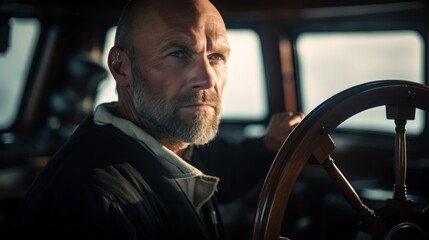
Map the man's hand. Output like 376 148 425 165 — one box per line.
263 112 304 152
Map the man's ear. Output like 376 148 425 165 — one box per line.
108 46 131 88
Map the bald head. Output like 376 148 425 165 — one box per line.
114 0 225 57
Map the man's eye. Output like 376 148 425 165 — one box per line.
208 54 224 61
170 50 186 58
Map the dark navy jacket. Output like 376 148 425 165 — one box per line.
15 117 274 239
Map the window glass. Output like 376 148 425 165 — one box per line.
0 18 40 129
95 27 267 121
296 31 424 134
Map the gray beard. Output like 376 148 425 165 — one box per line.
131 67 221 145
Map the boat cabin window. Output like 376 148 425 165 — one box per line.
0 18 40 130
295 30 425 135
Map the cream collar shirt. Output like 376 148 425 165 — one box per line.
93 103 219 213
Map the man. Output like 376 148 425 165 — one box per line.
15 0 304 239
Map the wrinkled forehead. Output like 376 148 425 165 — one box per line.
134 0 227 42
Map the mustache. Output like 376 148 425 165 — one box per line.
175 90 221 108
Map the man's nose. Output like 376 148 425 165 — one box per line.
189 57 216 90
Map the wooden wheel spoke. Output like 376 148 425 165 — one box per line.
312 135 378 226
